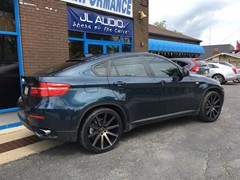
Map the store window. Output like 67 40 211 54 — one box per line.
0 0 15 32
122 45 131 52
69 41 84 59
0 34 19 109
88 44 103 55
87 33 120 42
0 0 21 111
67 6 133 57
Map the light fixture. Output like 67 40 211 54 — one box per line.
139 11 147 19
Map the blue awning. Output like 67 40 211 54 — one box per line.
149 39 205 54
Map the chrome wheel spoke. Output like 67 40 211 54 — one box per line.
95 115 102 126
104 134 113 146
92 134 101 147
105 116 115 127
101 135 104 149
106 131 118 137
103 113 107 126
88 131 99 138
106 124 119 130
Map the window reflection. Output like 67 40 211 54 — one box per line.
147 57 181 78
88 44 103 54
69 41 84 59
107 45 119 54
69 31 84 39
112 57 147 77
0 35 20 109
122 45 131 52
0 0 15 32
87 33 119 42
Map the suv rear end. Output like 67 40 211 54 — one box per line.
170 58 210 77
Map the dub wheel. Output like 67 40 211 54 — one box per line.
198 91 223 122
80 108 123 153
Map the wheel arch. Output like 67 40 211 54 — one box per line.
198 87 224 110
77 103 130 137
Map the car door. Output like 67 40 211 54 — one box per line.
107 56 161 123
145 55 198 115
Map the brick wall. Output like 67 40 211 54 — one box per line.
19 0 69 75
133 0 149 52
19 0 149 75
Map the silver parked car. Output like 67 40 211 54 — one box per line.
208 62 238 84
233 68 240 83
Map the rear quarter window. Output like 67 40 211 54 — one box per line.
93 62 108 76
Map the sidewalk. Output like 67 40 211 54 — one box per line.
0 126 63 165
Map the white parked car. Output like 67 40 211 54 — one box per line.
233 68 240 83
208 62 238 84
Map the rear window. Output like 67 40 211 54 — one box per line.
197 60 208 67
35 55 106 75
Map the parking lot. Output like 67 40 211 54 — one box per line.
0 83 240 179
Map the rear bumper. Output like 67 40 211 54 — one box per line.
17 110 78 142
225 74 238 81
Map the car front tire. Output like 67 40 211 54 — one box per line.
198 91 223 122
80 108 123 153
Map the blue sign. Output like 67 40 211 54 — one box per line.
67 6 133 37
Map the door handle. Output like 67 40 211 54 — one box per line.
113 81 126 87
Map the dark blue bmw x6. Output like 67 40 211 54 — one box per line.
18 52 224 153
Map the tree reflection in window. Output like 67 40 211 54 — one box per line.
0 0 15 32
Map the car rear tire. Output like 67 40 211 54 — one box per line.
212 74 225 84
80 108 123 153
198 91 223 122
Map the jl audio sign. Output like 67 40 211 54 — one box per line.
61 0 133 17
67 6 133 37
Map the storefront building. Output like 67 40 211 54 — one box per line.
148 24 204 58
0 0 149 129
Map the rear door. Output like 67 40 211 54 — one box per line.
107 56 160 122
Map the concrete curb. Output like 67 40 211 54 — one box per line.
0 126 63 165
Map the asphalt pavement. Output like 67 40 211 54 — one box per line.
0 83 240 180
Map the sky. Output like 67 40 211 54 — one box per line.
149 0 240 48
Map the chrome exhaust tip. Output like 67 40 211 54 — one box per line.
40 129 51 135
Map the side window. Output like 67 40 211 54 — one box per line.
110 57 147 77
209 64 218 68
93 61 107 76
146 56 181 77
173 60 188 67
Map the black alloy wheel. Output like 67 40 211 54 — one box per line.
212 74 225 84
198 91 223 122
80 108 123 153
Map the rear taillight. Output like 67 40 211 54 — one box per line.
190 60 199 72
31 83 70 97
232 68 237 74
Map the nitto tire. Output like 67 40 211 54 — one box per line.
80 108 123 153
212 74 225 84
198 91 223 122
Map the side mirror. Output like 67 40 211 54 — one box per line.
182 67 190 77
